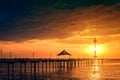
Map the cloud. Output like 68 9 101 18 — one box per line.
0 1 120 42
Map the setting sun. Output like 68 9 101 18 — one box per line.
89 45 100 53
88 45 102 57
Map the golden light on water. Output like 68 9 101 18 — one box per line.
89 60 102 80
94 65 99 71
90 72 101 80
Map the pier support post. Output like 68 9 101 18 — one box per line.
38 62 39 74
70 61 73 68
20 62 22 80
74 60 76 67
53 61 54 68
66 61 68 67
34 62 36 79
78 60 79 67
49 61 50 69
46 62 47 70
12 63 14 80
80 60 82 66
42 62 44 74
102 59 103 65
30 62 33 79
63 61 65 67
7 63 10 80
24 62 26 79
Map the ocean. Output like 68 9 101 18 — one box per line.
0 59 120 80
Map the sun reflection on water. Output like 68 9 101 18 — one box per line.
89 59 102 80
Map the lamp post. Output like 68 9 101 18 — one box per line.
0 49 3 59
10 52 12 59
93 38 97 59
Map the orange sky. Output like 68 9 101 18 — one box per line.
0 35 120 58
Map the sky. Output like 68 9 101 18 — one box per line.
0 0 120 58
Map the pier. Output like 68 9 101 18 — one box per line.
0 58 103 80
0 38 104 79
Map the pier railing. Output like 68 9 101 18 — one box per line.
0 58 103 62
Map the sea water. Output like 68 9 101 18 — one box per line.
0 59 120 80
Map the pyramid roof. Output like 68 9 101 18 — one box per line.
57 50 71 56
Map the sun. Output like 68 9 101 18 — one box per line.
89 45 101 55
90 45 100 52
84 45 102 56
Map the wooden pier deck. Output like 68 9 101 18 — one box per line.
0 58 103 66
0 58 103 80
0 58 103 67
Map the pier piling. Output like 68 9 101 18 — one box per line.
0 58 104 79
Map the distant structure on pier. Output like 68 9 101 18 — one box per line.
93 38 97 59
57 50 71 59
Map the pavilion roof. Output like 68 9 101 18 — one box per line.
57 50 71 56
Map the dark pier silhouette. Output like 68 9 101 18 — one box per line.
0 58 103 80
